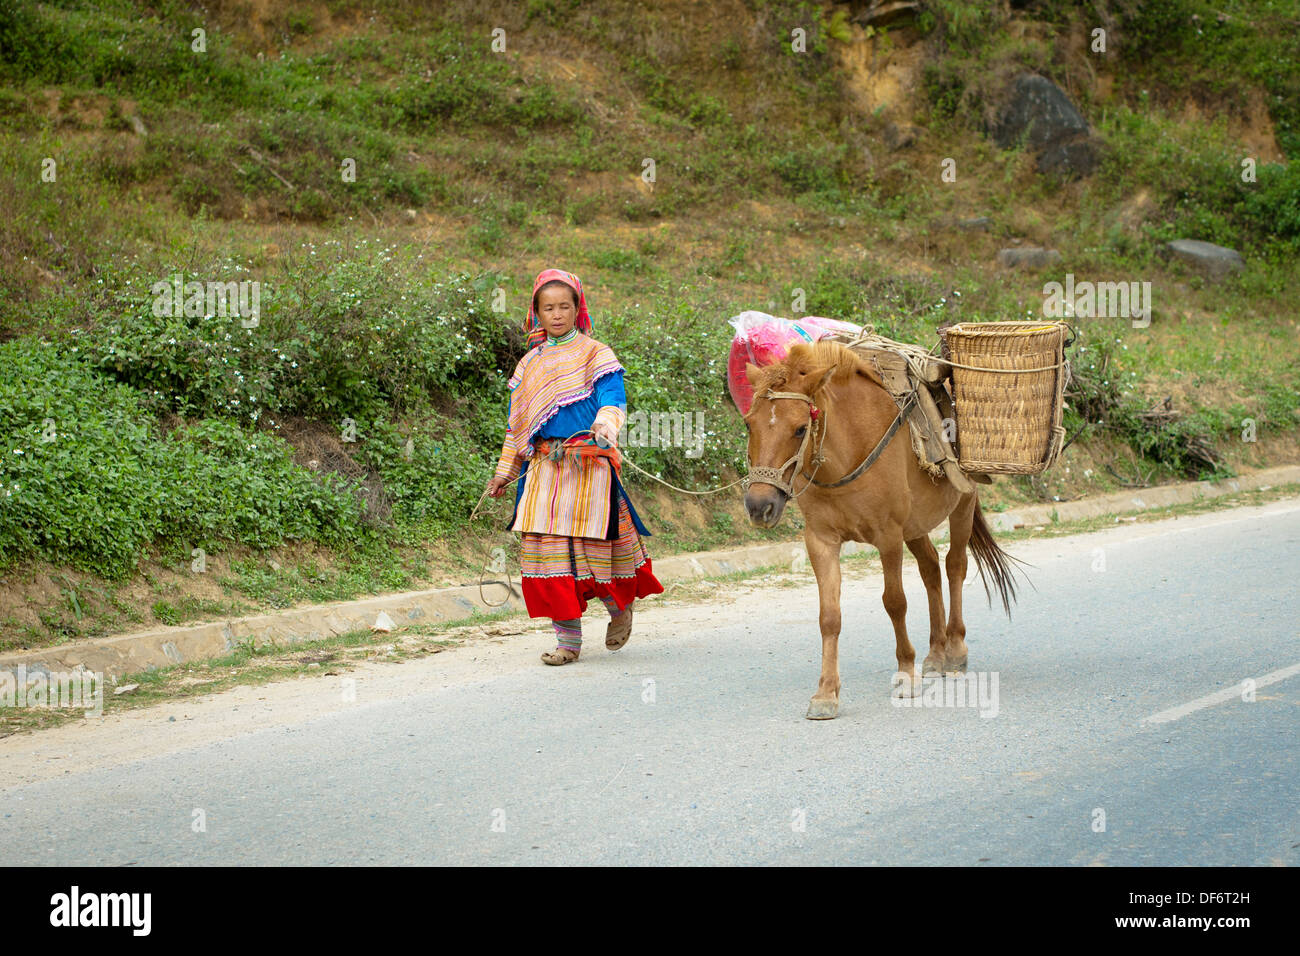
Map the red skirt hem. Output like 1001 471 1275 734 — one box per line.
521 559 664 621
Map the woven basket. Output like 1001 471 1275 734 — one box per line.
941 321 1070 475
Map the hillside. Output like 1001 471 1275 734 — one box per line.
1 0 1297 647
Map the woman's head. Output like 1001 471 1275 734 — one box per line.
525 269 591 348
533 280 580 339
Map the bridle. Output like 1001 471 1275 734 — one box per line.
745 389 826 498
744 386 919 498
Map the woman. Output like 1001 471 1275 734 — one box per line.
485 269 663 665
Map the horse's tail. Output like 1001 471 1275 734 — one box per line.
968 499 1027 619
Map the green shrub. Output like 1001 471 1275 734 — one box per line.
1098 107 1300 253
1240 161 1300 249
602 301 743 486
0 339 364 577
771 145 843 195
358 415 497 539
0 2 253 105
88 258 516 422
587 249 650 274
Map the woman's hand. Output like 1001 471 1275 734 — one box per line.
486 477 507 498
592 421 619 448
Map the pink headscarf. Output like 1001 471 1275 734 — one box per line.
524 269 591 350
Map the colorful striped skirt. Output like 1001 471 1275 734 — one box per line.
519 494 664 621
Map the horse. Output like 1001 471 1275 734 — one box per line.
740 340 1021 719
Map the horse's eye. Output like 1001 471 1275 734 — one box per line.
795 426 807 438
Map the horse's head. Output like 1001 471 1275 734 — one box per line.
741 348 836 528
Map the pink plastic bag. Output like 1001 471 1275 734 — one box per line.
727 312 861 414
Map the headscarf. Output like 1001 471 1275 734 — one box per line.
524 269 591 350
503 269 622 459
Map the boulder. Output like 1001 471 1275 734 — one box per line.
997 247 1061 270
993 74 1087 149
852 1 921 28
958 216 992 232
992 73 1099 178
1037 138 1098 177
1162 240 1244 280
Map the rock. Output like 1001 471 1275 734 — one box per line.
1037 138 1098 177
114 683 139 695
882 122 919 151
992 73 1099 178
993 74 1087 150
403 208 417 222
1161 240 1244 281
852 1 921 28
129 115 148 137
958 216 992 232
371 610 395 633
997 247 1062 270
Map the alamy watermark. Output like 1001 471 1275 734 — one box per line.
1 665 103 717
892 670 1000 718
618 410 705 458
1043 274 1151 328
151 273 261 328
49 886 150 935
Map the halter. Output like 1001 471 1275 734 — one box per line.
744 389 827 498
745 385 919 498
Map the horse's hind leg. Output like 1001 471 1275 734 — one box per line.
880 540 921 698
944 493 977 673
906 535 948 678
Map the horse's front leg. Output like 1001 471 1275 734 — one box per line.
804 529 843 720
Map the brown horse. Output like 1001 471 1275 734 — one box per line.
741 340 1020 719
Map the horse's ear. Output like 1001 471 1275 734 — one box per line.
745 362 764 387
812 364 837 394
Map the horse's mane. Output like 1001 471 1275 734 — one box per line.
752 341 882 403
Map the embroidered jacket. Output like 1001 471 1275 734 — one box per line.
493 331 647 539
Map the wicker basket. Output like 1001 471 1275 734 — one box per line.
940 321 1070 475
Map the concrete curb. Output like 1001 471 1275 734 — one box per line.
3 465 1296 682
981 463 1300 533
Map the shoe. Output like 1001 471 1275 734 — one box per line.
541 647 580 666
605 605 633 650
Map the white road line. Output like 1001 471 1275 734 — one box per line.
1141 661 1300 725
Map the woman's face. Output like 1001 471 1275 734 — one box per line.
536 285 578 339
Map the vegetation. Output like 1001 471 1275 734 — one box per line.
0 0 1296 645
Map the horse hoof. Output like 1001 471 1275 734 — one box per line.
806 698 839 720
922 657 945 677
945 656 968 674
891 671 922 699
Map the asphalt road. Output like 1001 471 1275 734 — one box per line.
4 499 1298 865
